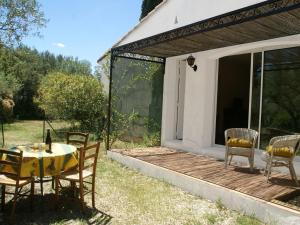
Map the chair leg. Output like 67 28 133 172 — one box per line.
266 160 272 182
288 162 294 180
264 160 269 176
51 177 55 189
289 162 299 187
92 179 95 209
248 157 254 173
79 181 84 210
10 186 19 222
55 177 59 203
30 181 34 210
1 185 5 211
229 155 233 165
224 148 229 169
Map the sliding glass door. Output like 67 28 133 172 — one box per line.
259 47 300 148
216 46 300 149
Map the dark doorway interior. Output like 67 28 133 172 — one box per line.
215 54 251 145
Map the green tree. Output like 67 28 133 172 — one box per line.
56 55 92 75
0 45 94 119
140 0 163 20
0 0 47 46
12 45 47 118
0 72 21 98
35 72 106 139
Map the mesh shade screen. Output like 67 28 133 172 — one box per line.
110 56 164 146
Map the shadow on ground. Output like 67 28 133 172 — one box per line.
269 177 300 187
233 167 261 174
1 187 112 225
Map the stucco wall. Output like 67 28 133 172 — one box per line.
117 0 265 46
161 34 300 153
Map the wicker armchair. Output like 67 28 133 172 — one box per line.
262 135 300 186
224 128 258 172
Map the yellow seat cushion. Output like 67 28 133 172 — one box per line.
227 138 253 148
266 145 294 157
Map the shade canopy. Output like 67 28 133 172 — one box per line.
112 0 300 58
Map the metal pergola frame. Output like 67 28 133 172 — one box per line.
106 53 165 151
105 0 300 151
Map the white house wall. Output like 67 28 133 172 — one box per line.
117 0 265 46
161 34 300 153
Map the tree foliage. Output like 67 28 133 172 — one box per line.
0 0 47 46
0 72 21 98
35 72 106 138
140 0 163 20
263 68 300 131
0 45 93 119
0 72 21 120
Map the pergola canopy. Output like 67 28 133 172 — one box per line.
112 0 300 58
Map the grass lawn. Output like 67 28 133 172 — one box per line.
1 121 266 225
2 120 72 147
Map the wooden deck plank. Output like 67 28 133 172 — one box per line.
135 152 189 161
141 155 209 171
149 155 198 166
201 169 233 182
114 148 299 203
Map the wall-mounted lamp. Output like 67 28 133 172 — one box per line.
187 55 197 71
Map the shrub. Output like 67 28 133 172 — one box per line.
35 72 106 139
0 72 21 121
109 110 139 148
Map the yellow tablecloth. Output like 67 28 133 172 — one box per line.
0 143 78 178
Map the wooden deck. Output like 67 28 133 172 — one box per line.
113 147 300 204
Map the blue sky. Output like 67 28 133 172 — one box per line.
24 0 142 70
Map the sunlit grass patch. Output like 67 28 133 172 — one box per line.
236 214 263 225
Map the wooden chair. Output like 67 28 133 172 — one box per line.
0 148 34 223
66 132 89 149
63 132 89 189
55 142 100 209
262 135 300 186
224 128 258 172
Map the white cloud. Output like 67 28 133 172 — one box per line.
52 42 65 48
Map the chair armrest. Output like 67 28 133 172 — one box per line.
272 136 299 147
269 136 284 145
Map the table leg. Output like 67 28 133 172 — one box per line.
40 176 43 196
38 158 44 196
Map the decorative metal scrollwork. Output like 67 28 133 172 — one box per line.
113 52 165 64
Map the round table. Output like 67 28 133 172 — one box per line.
3 143 78 178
